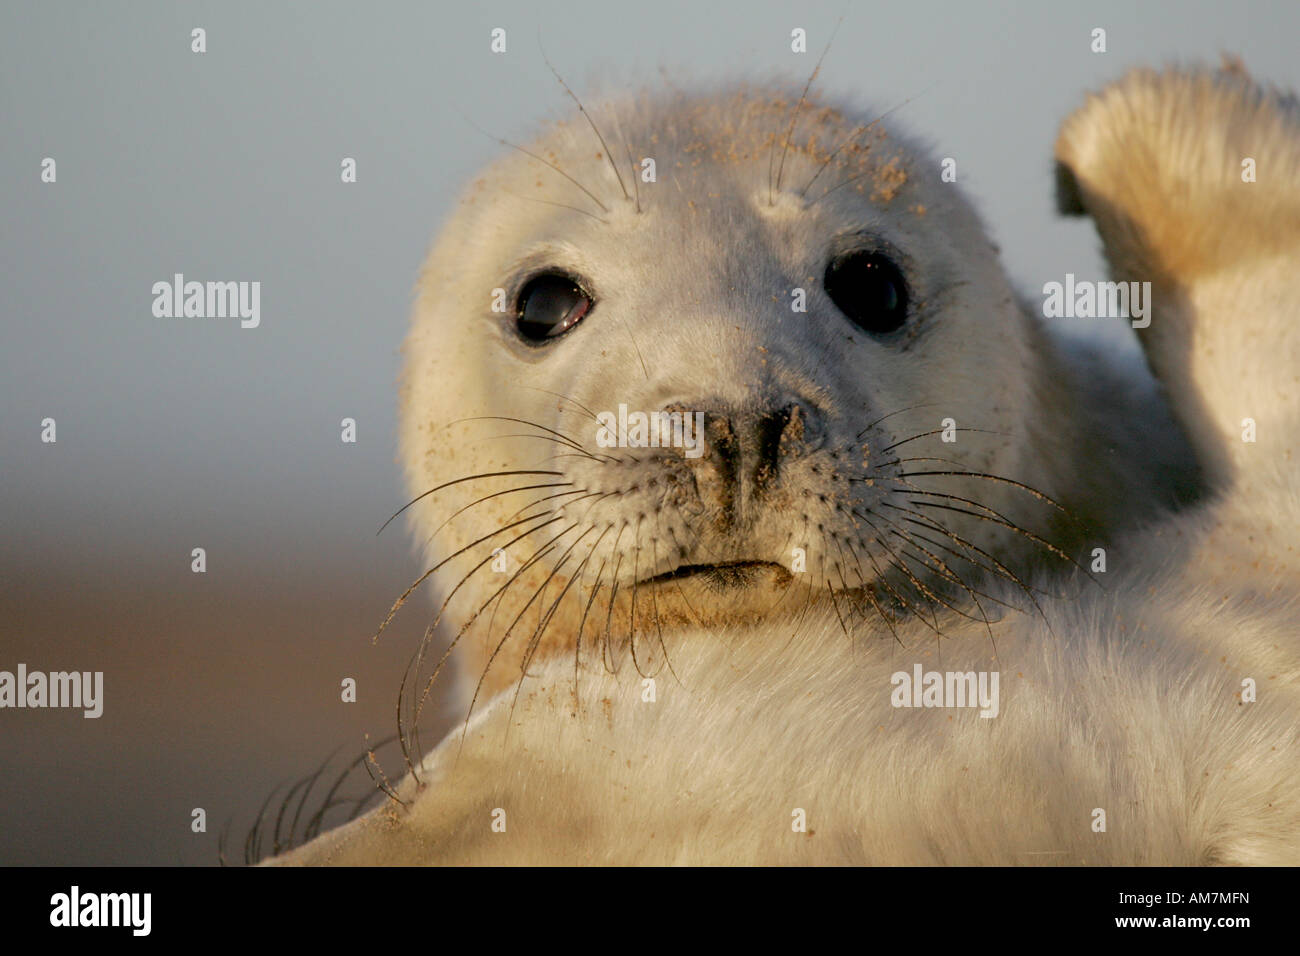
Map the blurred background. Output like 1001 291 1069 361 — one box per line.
3 0 1297 865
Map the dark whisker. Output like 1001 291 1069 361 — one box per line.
648 535 684 684
836 527 941 636
881 519 1020 614
455 107 610 214
415 524 580 736
856 402 941 438
908 499 1083 569
620 316 651 381
465 542 581 736
298 737 399 846
886 506 1055 630
809 166 873 207
428 482 575 540
772 14 844 201
820 537 853 641
841 537 903 645
503 189 609 224
628 518 649 677
378 469 564 536
497 487 594 526
572 528 615 698
602 543 627 675
879 427 1008 453
362 748 406 809
399 521 580 759
512 384 603 423
625 138 641 214
799 87 932 198
854 510 990 628
539 40 630 202
376 511 563 640
244 781 284 865
277 749 338 856
885 468 1075 517
449 415 612 462
507 526 603 728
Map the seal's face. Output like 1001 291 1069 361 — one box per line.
401 88 1052 697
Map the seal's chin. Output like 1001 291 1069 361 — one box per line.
639 560 794 591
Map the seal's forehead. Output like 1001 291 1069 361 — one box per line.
506 84 919 206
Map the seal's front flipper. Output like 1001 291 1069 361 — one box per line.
1054 65 1300 493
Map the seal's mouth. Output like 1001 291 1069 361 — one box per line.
639 560 793 590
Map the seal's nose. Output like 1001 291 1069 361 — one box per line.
687 398 824 530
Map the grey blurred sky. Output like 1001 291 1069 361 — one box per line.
5 0 1299 578
2 0 1298 864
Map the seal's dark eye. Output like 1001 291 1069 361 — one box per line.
824 251 909 335
515 273 593 342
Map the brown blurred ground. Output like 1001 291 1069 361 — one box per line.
0 547 452 866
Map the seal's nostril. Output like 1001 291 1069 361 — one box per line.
754 402 811 493
779 403 806 446
671 397 824 528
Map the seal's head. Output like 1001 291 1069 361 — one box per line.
399 84 1069 700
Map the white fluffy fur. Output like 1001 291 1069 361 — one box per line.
274 66 1300 865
